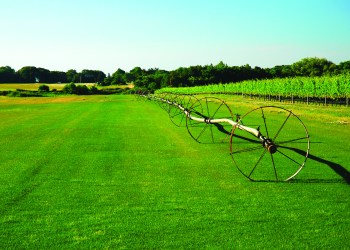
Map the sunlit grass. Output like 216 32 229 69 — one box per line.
0 83 76 91
0 83 133 91
0 95 349 248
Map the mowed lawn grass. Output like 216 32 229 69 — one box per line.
0 83 75 91
0 95 349 249
0 83 133 91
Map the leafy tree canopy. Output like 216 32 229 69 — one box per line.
1 57 350 93
291 57 335 77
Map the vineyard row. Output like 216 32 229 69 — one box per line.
156 74 350 102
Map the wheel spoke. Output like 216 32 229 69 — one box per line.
184 98 191 109
248 149 267 178
179 112 186 125
170 110 182 118
209 122 214 143
276 149 302 166
178 95 185 105
273 112 291 141
186 98 235 142
205 99 210 118
192 103 202 110
261 108 269 138
230 106 309 181
211 102 224 118
195 123 209 141
276 136 309 145
270 154 278 180
192 110 205 117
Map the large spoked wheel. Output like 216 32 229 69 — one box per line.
186 97 234 144
169 95 200 127
230 106 310 181
157 93 173 113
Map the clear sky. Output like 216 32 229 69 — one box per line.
1 0 349 74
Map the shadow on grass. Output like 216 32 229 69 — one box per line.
284 146 350 185
191 123 350 184
230 133 350 184
289 179 347 184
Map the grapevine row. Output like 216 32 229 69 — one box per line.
156 74 350 100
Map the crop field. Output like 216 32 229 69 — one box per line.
0 94 349 249
158 74 350 102
0 83 80 91
0 83 133 92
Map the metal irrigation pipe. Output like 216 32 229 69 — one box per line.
139 92 311 181
148 94 277 154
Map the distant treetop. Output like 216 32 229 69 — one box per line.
0 57 349 92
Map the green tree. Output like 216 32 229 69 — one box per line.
50 71 67 83
338 61 350 74
17 66 38 82
100 73 112 86
81 70 106 83
66 69 80 83
35 67 51 82
0 66 17 83
128 67 144 82
291 57 335 77
214 61 229 83
111 68 126 85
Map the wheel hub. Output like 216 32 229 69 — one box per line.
262 138 277 154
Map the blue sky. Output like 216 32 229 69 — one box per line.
1 0 349 73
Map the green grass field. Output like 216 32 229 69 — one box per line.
0 83 133 91
0 83 83 91
0 94 349 249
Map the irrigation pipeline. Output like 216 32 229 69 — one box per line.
137 91 310 182
144 93 278 153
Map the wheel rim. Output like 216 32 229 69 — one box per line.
230 106 310 181
186 97 234 144
169 95 200 127
157 93 172 112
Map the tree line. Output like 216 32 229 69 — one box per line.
0 66 106 84
1 57 349 91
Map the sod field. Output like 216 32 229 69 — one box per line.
0 83 133 92
0 83 84 91
0 94 349 249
